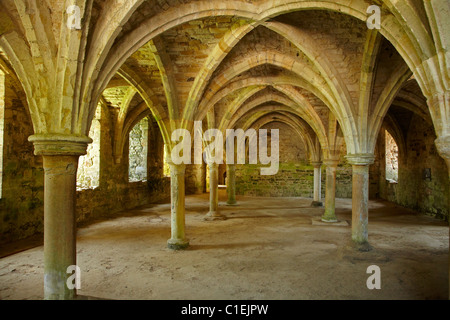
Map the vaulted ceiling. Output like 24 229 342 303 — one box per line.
0 0 445 161
100 7 423 161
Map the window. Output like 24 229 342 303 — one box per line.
385 129 399 182
129 117 148 182
163 144 170 177
77 104 101 190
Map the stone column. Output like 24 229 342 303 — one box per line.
167 163 189 250
434 135 450 300
28 134 91 300
204 163 226 220
226 164 237 205
322 159 339 222
311 161 323 207
346 154 375 247
435 135 450 180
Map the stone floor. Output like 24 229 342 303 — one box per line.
0 191 448 300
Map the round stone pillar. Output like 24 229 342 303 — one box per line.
322 159 339 222
435 135 450 179
28 134 92 300
346 154 375 247
204 163 226 220
434 134 450 299
311 161 323 207
226 164 237 206
167 163 189 250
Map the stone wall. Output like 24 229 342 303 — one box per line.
0 73 44 243
236 163 316 197
234 123 354 198
219 164 226 185
0 71 4 197
0 96 170 244
76 107 169 224
336 160 354 199
185 164 205 195
378 116 449 221
148 121 165 181
235 161 354 199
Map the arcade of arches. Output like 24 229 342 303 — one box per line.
0 0 449 300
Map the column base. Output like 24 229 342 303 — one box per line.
350 240 373 252
226 201 238 206
203 211 227 221
321 215 338 223
44 271 77 300
44 293 77 300
167 238 190 250
311 201 323 207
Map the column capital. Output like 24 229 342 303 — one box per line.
28 134 92 156
323 159 339 167
168 162 186 174
310 161 322 168
345 153 375 166
435 135 450 161
208 162 219 169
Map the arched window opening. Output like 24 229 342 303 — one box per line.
77 104 101 190
129 117 148 182
163 144 170 177
385 129 399 182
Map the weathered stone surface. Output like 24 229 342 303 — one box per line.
128 117 149 182
322 158 339 222
185 163 204 195
77 107 101 190
0 0 448 299
0 72 44 243
0 95 170 245
378 115 449 221
167 163 189 250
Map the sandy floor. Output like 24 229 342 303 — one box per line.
0 190 448 300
